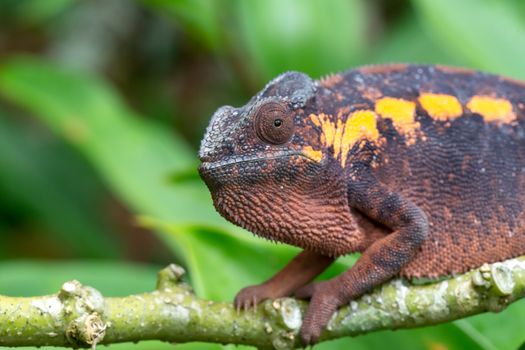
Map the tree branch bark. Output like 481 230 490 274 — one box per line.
1 257 525 349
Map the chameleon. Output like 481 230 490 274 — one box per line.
198 64 525 345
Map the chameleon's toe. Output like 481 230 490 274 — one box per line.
299 280 341 345
234 284 274 311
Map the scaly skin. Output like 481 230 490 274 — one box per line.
198 65 525 345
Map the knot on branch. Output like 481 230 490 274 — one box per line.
262 298 304 350
471 262 515 312
156 264 186 291
472 262 515 296
66 313 106 347
59 280 107 347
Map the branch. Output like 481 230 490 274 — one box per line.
1 257 525 349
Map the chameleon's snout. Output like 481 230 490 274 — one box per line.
199 105 240 164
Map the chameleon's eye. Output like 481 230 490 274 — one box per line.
254 101 294 145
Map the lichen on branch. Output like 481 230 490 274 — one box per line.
1 257 525 349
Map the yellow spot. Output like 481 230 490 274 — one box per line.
310 113 321 127
332 119 344 159
375 97 415 124
309 111 380 167
375 97 420 141
340 110 380 167
309 113 336 147
302 146 323 162
467 96 516 123
418 93 462 121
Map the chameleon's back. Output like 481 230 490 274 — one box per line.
321 65 525 278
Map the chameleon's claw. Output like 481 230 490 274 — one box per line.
233 283 276 313
300 332 315 347
234 293 247 313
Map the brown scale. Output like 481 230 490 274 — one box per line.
198 65 525 344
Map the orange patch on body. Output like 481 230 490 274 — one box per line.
332 119 345 158
418 93 463 121
339 110 380 167
466 96 516 123
310 113 336 148
375 97 420 143
310 113 331 145
309 111 380 167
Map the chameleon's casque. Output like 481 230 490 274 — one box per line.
198 64 525 344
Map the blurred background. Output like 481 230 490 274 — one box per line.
0 0 524 349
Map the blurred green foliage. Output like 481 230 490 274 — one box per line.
0 0 524 349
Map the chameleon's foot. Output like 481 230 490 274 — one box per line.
295 280 342 345
234 283 279 312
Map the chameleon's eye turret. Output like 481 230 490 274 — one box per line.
254 101 294 145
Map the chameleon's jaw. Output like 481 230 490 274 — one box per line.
198 152 312 191
198 149 321 172
198 149 328 205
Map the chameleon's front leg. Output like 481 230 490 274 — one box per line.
296 183 429 345
234 249 334 310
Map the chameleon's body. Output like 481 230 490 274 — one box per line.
198 64 525 344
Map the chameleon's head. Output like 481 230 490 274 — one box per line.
199 71 323 178
198 72 360 255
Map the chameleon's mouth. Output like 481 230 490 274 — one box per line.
198 150 320 172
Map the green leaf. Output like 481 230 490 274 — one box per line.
0 260 159 296
0 58 252 350
0 56 230 233
0 110 121 258
317 322 485 350
0 0 76 24
234 0 368 80
141 0 223 50
455 299 525 350
142 218 302 300
412 0 525 79
372 13 465 66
